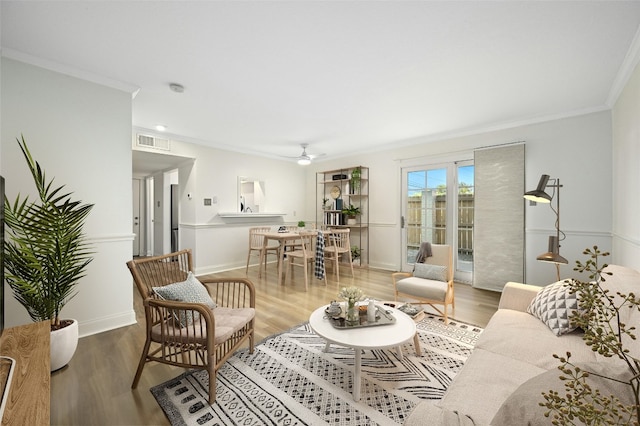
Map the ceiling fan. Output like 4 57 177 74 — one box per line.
286 144 325 165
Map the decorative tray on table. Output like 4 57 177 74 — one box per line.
325 305 396 329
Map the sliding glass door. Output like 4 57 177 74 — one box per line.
401 161 474 282
402 167 447 266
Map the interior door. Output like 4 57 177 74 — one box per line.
132 179 142 256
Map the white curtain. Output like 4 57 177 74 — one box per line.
473 143 525 291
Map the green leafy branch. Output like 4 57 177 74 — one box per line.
540 246 640 425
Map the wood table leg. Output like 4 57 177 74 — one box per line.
278 241 286 284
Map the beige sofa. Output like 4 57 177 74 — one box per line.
405 264 640 425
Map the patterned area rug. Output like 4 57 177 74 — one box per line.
151 315 482 425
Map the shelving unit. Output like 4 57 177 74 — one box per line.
316 166 369 267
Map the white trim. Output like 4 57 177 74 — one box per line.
526 228 611 238
78 310 137 338
218 213 286 218
87 233 136 243
611 232 640 247
607 25 640 107
379 108 608 161
2 48 140 97
397 151 474 167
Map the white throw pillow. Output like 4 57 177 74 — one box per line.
527 280 580 336
153 272 217 326
413 263 448 282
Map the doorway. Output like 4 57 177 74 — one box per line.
132 150 194 257
132 178 143 256
401 161 474 283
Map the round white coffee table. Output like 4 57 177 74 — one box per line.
309 304 417 401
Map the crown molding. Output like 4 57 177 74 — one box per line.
1 48 140 98
607 25 640 107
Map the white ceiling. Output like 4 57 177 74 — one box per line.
2 1 640 165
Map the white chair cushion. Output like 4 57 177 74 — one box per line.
396 276 448 301
152 307 255 345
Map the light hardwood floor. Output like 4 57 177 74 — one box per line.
50 263 500 425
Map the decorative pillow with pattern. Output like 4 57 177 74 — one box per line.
527 280 580 336
413 263 448 282
153 272 217 326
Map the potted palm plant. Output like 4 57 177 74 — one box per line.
4 136 94 371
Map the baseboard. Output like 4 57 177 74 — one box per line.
78 310 137 338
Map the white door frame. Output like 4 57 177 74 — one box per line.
400 161 474 283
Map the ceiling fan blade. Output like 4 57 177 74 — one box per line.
278 143 325 162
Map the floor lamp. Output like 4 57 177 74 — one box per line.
524 174 567 280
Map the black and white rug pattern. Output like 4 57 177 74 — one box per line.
151 315 482 425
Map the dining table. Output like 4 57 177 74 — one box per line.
258 230 324 284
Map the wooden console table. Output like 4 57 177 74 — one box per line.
0 321 50 425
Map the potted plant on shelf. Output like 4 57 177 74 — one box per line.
4 136 94 371
341 204 361 225
350 167 361 194
297 220 306 229
322 197 330 210
351 245 361 266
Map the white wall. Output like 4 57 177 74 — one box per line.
304 111 613 286
612 61 640 269
136 111 613 288
0 56 624 338
1 58 136 336
134 137 307 274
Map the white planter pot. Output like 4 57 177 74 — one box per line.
50 319 79 372
347 217 357 225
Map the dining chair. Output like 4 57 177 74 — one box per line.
246 226 279 277
283 225 303 252
391 244 455 323
285 231 327 291
324 228 354 281
127 249 256 404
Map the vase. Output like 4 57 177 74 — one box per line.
346 300 359 325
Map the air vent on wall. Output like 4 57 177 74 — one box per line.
136 134 170 151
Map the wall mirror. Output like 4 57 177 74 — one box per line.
238 176 265 213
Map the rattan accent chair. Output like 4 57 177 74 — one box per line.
127 249 255 404
391 244 455 323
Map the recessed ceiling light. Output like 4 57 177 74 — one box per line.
155 124 167 132
169 83 184 93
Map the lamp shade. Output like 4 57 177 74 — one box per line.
537 235 568 264
524 174 552 203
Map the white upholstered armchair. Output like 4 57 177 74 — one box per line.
392 244 455 323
